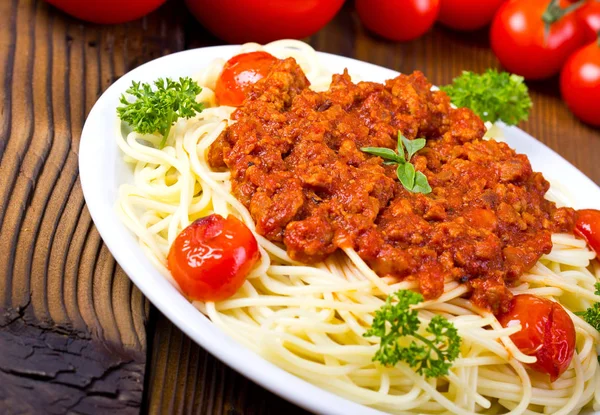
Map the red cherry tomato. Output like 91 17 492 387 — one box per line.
576 1 600 44
184 0 344 44
356 0 440 42
560 41 600 126
167 214 260 302
438 0 506 31
44 0 166 24
497 294 576 381
490 0 585 80
574 209 600 255
215 52 279 107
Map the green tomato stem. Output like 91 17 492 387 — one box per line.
542 0 587 45
542 0 586 24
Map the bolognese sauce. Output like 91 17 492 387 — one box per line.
208 58 576 313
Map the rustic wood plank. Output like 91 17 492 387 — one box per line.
0 308 145 414
0 1 184 413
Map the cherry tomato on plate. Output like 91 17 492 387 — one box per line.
185 0 344 44
560 40 600 126
215 51 279 107
44 0 166 24
356 0 440 42
491 0 585 80
498 294 576 381
438 0 506 31
573 209 600 254
168 214 260 302
576 1 600 43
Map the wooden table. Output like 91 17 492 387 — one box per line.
1 1 598 414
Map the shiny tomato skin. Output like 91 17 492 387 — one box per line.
498 294 576 381
576 1 600 44
356 0 440 42
490 0 585 80
574 209 600 255
438 0 506 31
168 214 260 302
44 0 166 24
560 42 600 126
185 0 344 44
215 52 279 107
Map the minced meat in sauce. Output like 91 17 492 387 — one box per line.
208 58 576 314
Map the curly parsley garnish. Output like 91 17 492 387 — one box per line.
577 283 600 332
362 132 432 194
117 77 204 148
440 69 532 126
364 290 461 378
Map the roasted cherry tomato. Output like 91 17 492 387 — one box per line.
185 0 344 44
574 209 600 255
497 294 576 381
168 214 260 302
356 0 440 42
215 51 279 107
44 0 166 24
576 1 600 44
438 0 506 31
491 0 585 80
560 40 600 126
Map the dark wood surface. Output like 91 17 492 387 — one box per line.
0 1 598 414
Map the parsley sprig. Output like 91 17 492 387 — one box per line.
577 283 600 333
362 132 432 194
440 69 532 126
117 77 204 148
364 290 461 378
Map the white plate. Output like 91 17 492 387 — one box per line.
79 46 600 415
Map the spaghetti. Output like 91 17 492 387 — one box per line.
115 40 600 415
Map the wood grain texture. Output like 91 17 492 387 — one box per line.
0 309 144 414
2 0 599 414
0 0 185 412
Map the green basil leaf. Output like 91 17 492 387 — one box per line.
412 171 432 194
396 132 406 162
397 163 416 191
402 136 426 161
362 131 430 195
361 147 401 162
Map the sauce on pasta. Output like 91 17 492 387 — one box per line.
209 57 576 314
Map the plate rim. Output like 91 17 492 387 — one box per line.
78 45 600 415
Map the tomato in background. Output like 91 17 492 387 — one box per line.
438 0 506 31
44 0 166 24
576 1 600 44
168 214 260 302
560 41 600 126
573 209 600 253
215 52 279 107
356 0 440 42
185 0 344 44
490 0 585 80
497 294 576 381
